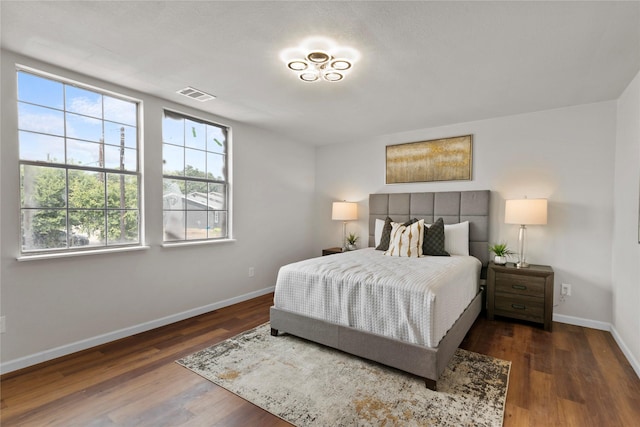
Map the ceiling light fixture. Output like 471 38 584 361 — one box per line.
280 37 360 83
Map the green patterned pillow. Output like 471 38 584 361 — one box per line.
423 217 450 256
375 217 393 251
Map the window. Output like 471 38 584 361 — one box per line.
162 110 229 242
17 69 141 254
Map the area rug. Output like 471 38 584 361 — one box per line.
177 323 510 426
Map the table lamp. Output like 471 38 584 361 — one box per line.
504 198 547 268
332 201 358 252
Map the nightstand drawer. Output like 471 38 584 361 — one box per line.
495 272 545 297
495 292 544 322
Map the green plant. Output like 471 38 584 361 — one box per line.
347 232 359 245
488 242 515 257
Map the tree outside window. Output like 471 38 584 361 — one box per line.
162 110 229 242
17 69 141 253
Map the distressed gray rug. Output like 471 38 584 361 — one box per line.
177 323 510 426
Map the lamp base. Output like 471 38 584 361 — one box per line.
516 224 529 269
341 221 347 253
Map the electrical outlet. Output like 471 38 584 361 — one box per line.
0 316 5 333
248 267 255 278
561 283 572 297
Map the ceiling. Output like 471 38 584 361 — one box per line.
2 1 639 146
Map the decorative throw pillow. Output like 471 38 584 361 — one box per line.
422 217 450 256
374 218 385 247
375 216 393 251
444 221 469 255
376 217 418 251
385 219 425 258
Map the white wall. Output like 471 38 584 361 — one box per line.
613 69 640 376
316 101 617 326
0 50 316 370
2 47 635 375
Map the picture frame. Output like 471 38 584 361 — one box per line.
386 135 473 184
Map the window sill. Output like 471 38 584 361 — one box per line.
17 245 150 262
161 238 236 248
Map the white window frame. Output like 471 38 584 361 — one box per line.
16 66 144 258
161 109 232 245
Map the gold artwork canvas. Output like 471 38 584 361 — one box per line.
386 135 473 184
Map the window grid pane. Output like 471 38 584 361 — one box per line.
17 69 141 254
163 110 229 242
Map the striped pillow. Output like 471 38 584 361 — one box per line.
385 219 425 258
376 217 418 251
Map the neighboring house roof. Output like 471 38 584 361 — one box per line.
163 191 224 210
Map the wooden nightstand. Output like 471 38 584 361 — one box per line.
487 262 554 331
322 247 344 256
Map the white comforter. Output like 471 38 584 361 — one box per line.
274 248 481 348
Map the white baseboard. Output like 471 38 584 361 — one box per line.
610 325 640 379
552 313 611 331
0 286 275 375
5 297 638 381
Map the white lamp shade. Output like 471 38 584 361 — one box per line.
505 199 548 225
332 202 358 221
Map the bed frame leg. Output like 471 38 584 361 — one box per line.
425 378 437 391
270 328 279 336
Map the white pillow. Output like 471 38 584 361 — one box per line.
385 219 424 258
375 218 385 247
444 221 469 256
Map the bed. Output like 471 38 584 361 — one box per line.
270 190 490 390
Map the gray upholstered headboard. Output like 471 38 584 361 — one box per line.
369 191 490 266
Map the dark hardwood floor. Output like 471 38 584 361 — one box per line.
2 293 639 426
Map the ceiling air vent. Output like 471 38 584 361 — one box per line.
176 87 216 102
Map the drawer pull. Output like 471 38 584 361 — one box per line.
511 304 526 310
512 284 527 290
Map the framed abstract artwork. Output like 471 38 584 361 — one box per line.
386 135 473 184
